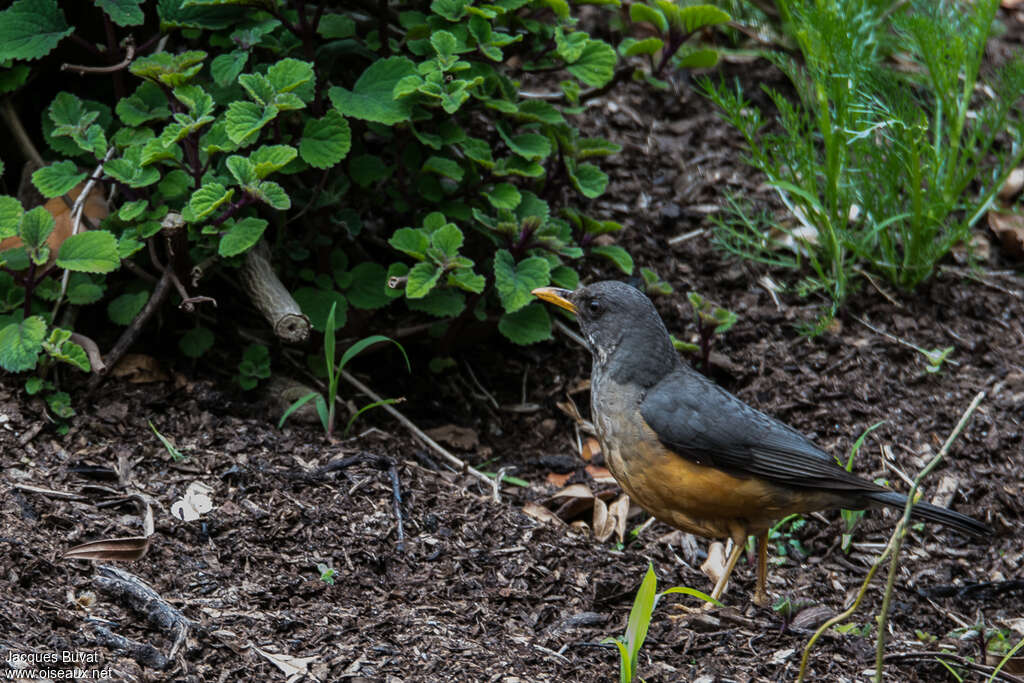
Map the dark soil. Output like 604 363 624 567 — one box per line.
3 22 1024 683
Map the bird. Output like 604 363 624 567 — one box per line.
532 280 991 606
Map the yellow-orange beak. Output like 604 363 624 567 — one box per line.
531 287 576 314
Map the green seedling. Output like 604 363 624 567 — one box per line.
640 268 673 296
317 563 336 585
834 622 872 637
236 344 271 390
149 420 185 461
603 563 721 683
278 302 409 440
767 513 807 562
675 291 738 374
839 421 885 552
921 346 954 374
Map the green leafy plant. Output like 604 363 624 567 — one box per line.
767 512 807 562
671 291 737 373
921 346 954 374
620 2 731 88
640 267 673 296
316 562 336 585
236 344 271 390
278 303 409 440
703 0 1024 323
603 563 721 683
149 420 185 461
838 421 885 552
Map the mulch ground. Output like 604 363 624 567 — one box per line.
3 15 1024 683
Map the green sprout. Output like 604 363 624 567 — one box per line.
278 302 409 440
839 421 885 552
671 291 738 374
317 563 336 585
603 563 721 683
149 420 185 461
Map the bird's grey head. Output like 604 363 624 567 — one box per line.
534 281 679 386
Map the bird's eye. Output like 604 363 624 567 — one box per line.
587 299 602 315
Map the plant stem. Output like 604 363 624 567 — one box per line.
873 391 986 682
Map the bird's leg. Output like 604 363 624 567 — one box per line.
709 538 745 604
752 530 771 608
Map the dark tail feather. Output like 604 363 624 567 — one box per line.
867 491 992 538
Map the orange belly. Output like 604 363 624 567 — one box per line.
599 417 834 541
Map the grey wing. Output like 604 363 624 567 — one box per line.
640 369 885 493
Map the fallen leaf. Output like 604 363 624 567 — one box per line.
111 354 170 383
999 167 1024 199
0 180 108 268
608 494 630 544
585 464 616 485
63 536 151 562
548 483 596 522
951 232 991 264
548 483 594 500
546 471 572 487
592 497 613 541
522 501 565 526
988 211 1024 260
253 646 318 681
580 437 601 462
425 424 479 450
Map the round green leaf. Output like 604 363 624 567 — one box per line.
179 326 214 358
107 290 149 325
56 230 120 273
498 302 552 344
300 110 352 169
219 217 267 258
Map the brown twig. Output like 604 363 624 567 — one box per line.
1 97 45 167
87 268 175 391
70 332 106 373
62 38 135 74
873 391 986 681
339 369 498 497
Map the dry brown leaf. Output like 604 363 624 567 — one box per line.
580 437 601 462
608 494 630 544
63 536 151 562
548 483 594 500
988 211 1024 260
1000 167 1024 199
549 484 596 521
0 181 108 268
522 502 564 526
951 232 992 264
986 651 1024 674
253 646 318 681
425 424 479 450
585 464 616 485
545 472 572 487
592 497 613 542
110 353 170 383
